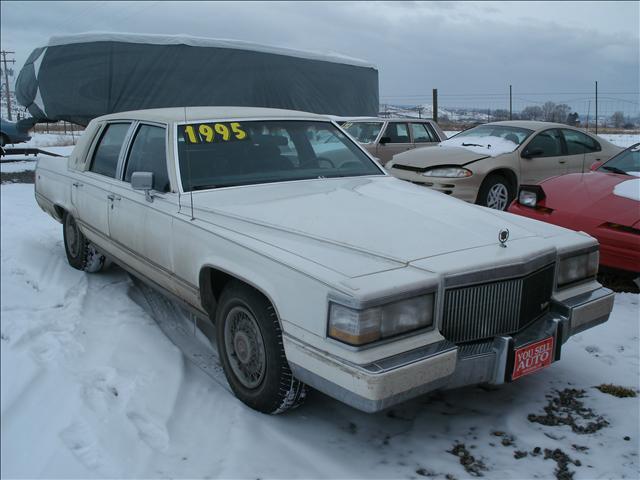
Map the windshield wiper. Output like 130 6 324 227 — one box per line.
601 166 629 175
462 142 485 148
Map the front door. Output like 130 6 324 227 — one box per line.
376 122 413 164
519 128 570 183
108 123 176 287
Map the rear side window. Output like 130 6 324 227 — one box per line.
410 123 438 143
90 123 131 177
124 125 170 192
525 129 563 157
562 129 601 155
382 123 410 143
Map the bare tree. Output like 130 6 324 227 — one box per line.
610 111 625 128
521 106 543 120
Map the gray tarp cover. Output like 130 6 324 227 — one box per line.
16 33 379 126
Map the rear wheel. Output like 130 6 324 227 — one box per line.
216 281 307 414
63 212 105 272
477 174 514 210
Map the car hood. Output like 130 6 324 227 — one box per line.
542 172 640 226
389 145 490 169
188 176 562 278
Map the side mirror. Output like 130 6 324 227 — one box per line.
131 171 154 202
522 148 544 159
590 160 604 171
379 136 391 146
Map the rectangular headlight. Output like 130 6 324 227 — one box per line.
328 294 435 346
557 250 599 287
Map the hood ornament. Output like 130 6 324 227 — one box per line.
499 228 510 248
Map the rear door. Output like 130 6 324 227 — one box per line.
409 122 440 148
376 122 412 164
519 128 570 183
73 122 132 238
561 128 604 174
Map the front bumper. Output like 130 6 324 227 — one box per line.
387 166 480 203
287 287 614 413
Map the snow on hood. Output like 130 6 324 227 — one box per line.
613 178 640 202
439 135 518 157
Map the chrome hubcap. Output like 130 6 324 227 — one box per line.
486 183 509 210
224 306 266 389
65 216 81 257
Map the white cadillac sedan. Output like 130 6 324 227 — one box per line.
34 107 614 414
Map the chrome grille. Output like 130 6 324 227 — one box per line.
442 264 554 343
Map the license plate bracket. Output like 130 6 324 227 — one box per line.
511 336 554 381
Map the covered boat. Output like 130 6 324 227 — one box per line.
16 32 379 126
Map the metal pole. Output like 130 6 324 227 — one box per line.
509 85 513 120
1 50 16 121
595 81 598 135
432 88 438 123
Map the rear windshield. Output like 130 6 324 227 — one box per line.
176 120 383 191
342 121 384 144
452 125 533 145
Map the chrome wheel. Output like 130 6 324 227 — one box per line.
486 183 509 210
223 305 266 389
65 215 81 257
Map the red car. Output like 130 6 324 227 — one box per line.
509 143 640 277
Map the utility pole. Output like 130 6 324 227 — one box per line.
594 81 598 135
1 50 16 121
432 88 438 123
509 85 512 120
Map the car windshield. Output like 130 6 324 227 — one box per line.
452 125 533 145
342 121 384 143
176 120 383 191
598 144 640 175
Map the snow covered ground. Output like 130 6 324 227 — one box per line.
1 181 639 479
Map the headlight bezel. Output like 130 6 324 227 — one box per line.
422 166 473 178
556 247 599 289
327 288 437 348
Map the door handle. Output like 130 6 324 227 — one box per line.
72 182 83 187
559 160 566 164
107 194 121 201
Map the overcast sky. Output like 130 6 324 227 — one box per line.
1 1 638 114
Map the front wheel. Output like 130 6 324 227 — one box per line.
216 281 307 414
477 174 514 210
62 212 106 272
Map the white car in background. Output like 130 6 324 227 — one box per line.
35 107 614 413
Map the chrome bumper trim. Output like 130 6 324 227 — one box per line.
289 286 613 413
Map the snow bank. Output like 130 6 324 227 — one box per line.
439 135 518 156
1 183 638 479
613 178 640 201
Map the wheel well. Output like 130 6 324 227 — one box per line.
53 205 66 222
478 169 518 199
199 267 274 319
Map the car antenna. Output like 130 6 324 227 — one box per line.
184 106 195 221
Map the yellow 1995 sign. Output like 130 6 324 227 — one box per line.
183 122 247 144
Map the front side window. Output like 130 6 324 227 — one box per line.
453 125 533 145
382 122 410 143
90 123 131 177
525 129 564 157
124 125 170 192
342 121 384 144
562 129 601 155
410 123 438 143
176 120 383 191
